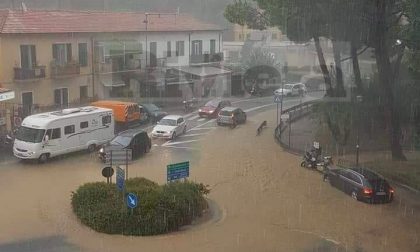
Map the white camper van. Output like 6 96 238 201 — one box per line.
13 106 114 162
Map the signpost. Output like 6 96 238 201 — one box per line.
105 148 132 179
167 161 190 182
126 193 138 209
274 95 282 126
101 166 114 184
116 166 125 191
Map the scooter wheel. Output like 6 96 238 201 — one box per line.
300 161 306 167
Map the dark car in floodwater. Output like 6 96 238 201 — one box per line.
98 129 151 162
324 167 394 203
140 103 168 124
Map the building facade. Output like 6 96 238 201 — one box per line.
0 9 229 129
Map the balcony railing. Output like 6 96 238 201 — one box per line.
51 61 81 78
14 66 46 81
190 52 224 65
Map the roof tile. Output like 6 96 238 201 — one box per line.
0 10 221 34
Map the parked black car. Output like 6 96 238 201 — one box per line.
140 103 168 123
98 129 151 162
324 167 394 203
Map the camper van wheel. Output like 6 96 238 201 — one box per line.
88 144 96 152
38 153 49 163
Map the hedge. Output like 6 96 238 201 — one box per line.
71 177 210 236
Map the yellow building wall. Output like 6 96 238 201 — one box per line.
0 33 94 106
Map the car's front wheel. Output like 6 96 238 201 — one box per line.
171 132 177 140
38 153 49 163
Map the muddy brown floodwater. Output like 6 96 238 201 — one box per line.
0 108 419 252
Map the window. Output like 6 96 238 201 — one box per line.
191 40 202 56
20 45 37 69
102 115 112 125
210 39 216 54
80 121 89 129
349 173 362 184
176 41 184 56
54 88 69 108
52 43 72 65
80 86 88 101
51 128 61 139
177 118 184 124
64 125 75 135
246 33 251 39
78 43 88 67
167 41 171 57
21 92 33 117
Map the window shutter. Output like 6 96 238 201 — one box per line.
30 45 37 67
67 43 72 61
52 44 58 61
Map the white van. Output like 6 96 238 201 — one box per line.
13 106 114 162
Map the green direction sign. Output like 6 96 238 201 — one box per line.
167 161 189 182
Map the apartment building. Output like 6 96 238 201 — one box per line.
0 9 228 128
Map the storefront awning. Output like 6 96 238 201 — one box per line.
177 66 231 78
0 88 15 102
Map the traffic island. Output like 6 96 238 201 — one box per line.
71 177 210 236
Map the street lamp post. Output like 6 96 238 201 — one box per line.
280 62 288 124
356 95 363 167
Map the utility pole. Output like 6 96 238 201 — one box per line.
143 12 178 102
356 95 363 167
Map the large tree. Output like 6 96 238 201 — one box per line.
225 0 420 160
224 0 335 96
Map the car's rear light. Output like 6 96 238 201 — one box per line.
389 187 395 194
363 187 373 195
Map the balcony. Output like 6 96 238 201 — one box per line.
50 61 81 78
190 52 224 65
14 66 46 81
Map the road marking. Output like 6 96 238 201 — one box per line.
179 133 208 138
244 103 275 113
184 113 198 120
189 127 217 131
197 118 206 122
162 139 200 146
161 145 198 151
188 115 200 120
186 119 216 132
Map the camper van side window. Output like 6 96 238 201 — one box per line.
102 115 111 126
52 128 61 139
80 121 89 129
64 125 75 135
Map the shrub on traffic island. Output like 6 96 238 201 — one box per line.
71 177 210 236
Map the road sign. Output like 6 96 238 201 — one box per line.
126 193 138 209
102 166 114 178
116 166 125 191
274 95 282 103
167 161 190 182
105 148 132 165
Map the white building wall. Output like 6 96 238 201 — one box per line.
140 30 222 67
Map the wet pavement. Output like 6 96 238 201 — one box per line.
0 92 418 252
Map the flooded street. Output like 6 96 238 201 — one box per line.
0 107 418 252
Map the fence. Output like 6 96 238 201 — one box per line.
274 100 319 154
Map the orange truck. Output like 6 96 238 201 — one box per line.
91 101 141 130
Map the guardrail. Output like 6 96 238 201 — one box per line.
274 100 320 154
